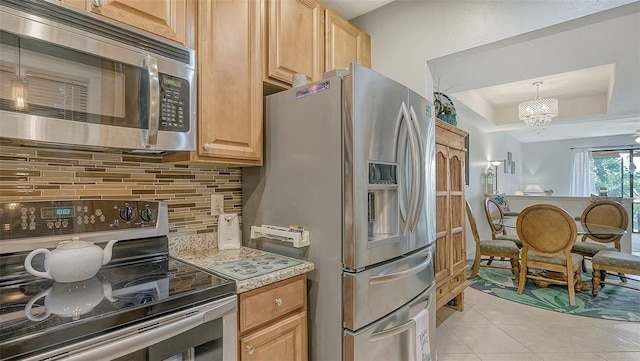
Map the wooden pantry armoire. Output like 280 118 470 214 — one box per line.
434 118 471 310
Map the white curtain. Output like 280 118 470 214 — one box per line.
569 149 593 196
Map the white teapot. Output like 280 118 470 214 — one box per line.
25 277 116 321
24 238 118 283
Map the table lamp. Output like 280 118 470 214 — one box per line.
523 183 545 195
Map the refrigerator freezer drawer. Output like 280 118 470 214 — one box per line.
344 284 436 361
343 246 434 330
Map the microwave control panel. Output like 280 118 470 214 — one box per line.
159 74 190 132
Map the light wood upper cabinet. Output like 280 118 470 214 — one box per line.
324 9 371 71
165 0 263 166
63 0 193 47
264 0 323 87
263 0 370 87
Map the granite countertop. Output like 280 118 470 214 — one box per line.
169 233 314 293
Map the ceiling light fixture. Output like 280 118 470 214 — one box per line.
518 81 558 134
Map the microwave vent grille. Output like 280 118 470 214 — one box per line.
0 0 192 65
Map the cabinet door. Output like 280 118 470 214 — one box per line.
324 9 371 71
434 144 450 285
265 0 322 85
196 0 262 164
240 312 308 361
449 148 466 274
88 0 192 46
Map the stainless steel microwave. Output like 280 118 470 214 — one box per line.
0 0 196 152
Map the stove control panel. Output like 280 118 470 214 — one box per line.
0 200 161 240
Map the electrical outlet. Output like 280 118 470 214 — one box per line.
211 194 224 216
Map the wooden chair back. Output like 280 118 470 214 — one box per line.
516 204 578 257
484 197 506 239
580 200 628 246
465 201 482 249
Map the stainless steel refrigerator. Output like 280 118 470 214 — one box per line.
243 63 436 361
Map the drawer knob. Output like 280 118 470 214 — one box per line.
275 298 283 307
91 0 108 7
203 143 213 151
246 345 255 355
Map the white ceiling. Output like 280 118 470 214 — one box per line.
326 1 640 144
322 0 394 20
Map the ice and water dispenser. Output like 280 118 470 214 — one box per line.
367 162 399 241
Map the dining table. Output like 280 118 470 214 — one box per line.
495 217 627 236
495 216 627 291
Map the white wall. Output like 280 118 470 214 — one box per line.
522 134 637 196
460 118 523 245
352 0 634 98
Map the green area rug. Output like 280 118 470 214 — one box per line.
467 260 640 322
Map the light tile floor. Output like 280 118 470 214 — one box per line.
436 285 640 361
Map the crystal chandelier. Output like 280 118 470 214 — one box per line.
518 81 558 133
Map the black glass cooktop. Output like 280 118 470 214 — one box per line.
0 256 235 360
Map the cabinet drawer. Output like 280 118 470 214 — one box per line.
435 281 451 299
240 275 306 332
449 270 467 291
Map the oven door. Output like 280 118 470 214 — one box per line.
0 4 195 151
21 295 237 361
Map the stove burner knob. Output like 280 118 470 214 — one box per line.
140 207 155 222
119 205 136 222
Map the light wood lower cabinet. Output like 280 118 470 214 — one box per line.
62 0 194 47
240 312 307 361
435 118 471 311
238 275 308 361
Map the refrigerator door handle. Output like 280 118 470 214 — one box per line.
368 252 432 285
369 318 415 343
408 106 426 233
394 102 418 236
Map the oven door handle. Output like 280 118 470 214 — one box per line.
54 296 237 361
144 55 160 148
368 252 432 285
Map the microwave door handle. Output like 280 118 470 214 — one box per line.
408 106 425 232
144 55 160 148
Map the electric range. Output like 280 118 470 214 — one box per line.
0 200 236 361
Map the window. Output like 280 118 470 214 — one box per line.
592 149 639 232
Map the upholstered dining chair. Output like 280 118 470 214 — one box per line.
484 197 522 248
516 204 582 306
466 201 520 279
572 200 628 281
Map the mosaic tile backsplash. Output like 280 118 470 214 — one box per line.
0 144 242 236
